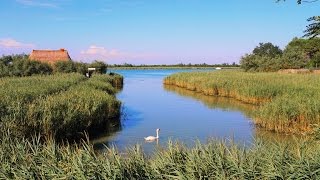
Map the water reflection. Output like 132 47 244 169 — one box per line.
164 84 303 144
163 84 257 118
254 128 305 144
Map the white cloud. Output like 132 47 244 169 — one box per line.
0 38 35 48
80 45 122 58
16 0 58 8
80 45 157 62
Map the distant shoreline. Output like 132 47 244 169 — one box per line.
108 66 240 70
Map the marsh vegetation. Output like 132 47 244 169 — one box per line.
164 70 320 134
1 133 319 179
0 73 123 140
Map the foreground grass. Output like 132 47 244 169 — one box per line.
164 70 320 134
0 133 319 179
0 73 123 139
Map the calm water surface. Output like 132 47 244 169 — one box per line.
92 69 292 152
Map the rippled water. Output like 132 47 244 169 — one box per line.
92 69 296 153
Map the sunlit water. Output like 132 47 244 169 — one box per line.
92 69 296 153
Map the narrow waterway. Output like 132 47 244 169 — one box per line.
93 69 295 153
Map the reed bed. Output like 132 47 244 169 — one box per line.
0 133 319 179
164 71 320 134
0 73 123 139
0 73 86 116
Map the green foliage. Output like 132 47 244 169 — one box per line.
54 61 95 75
252 42 283 58
54 60 77 73
0 54 111 77
281 46 308 69
0 54 53 77
164 71 320 133
74 61 88 74
240 42 282 72
241 38 320 71
304 16 320 38
89 60 108 74
284 37 320 68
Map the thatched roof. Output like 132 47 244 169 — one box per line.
29 49 71 64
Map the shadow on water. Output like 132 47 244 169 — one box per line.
92 104 144 150
90 118 122 149
163 84 303 144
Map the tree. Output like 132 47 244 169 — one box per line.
282 37 320 68
252 42 283 58
240 42 283 71
281 46 309 68
285 38 320 59
89 60 107 74
304 16 320 38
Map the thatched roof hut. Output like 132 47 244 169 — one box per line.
29 49 71 64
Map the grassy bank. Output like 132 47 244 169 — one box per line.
164 70 320 134
0 73 123 139
0 133 319 179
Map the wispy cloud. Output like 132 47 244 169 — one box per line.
80 45 156 61
81 45 122 58
0 38 35 48
16 0 59 8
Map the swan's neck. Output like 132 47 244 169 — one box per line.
156 131 159 138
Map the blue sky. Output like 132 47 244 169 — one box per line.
0 0 319 64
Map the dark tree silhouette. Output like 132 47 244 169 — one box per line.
304 16 320 38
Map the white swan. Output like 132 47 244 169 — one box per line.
144 128 160 141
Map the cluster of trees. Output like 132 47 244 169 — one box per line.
240 38 320 71
0 54 108 78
